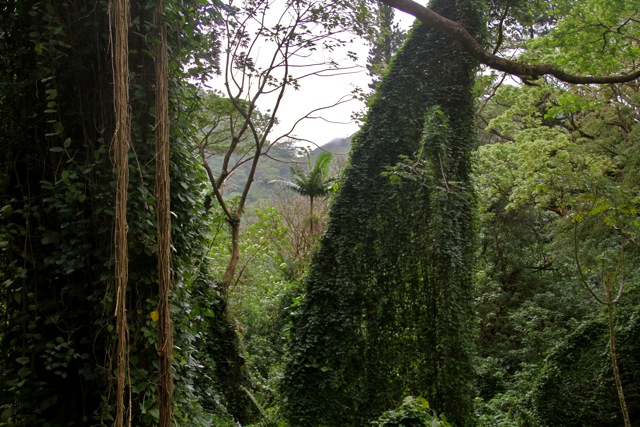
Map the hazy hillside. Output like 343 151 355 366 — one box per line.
313 135 353 156
206 135 354 207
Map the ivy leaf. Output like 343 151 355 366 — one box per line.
15 357 30 365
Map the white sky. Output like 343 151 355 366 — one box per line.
266 48 367 148
272 11 415 147
208 4 415 148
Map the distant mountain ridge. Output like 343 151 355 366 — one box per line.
206 135 354 207
313 135 353 156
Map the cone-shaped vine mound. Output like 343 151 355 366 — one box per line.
282 1 482 426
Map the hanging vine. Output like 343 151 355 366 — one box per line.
111 0 132 425
1 0 222 425
153 0 174 424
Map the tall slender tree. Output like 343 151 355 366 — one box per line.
153 0 174 424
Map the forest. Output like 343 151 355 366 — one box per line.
1 0 639 426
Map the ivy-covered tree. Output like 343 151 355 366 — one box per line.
282 0 483 425
0 1 224 425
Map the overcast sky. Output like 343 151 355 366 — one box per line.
267 47 369 148
208 5 415 148
269 11 415 148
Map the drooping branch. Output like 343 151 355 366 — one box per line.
379 0 640 84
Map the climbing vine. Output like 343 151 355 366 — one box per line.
282 0 482 426
0 1 223 425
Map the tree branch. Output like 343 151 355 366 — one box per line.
379 0 640 84
492 0 510 55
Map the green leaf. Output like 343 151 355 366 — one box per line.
16 356 30 365
17 367 31 377
45 88 58 100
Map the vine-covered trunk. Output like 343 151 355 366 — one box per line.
283 1 482 426
112 0 132 426
153 0 174 424
0 1 223 425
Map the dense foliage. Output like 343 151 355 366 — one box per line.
282 0 483 425
371 396 453 427
0 1 240 425
531 300 640 426
2 0 640 426
472 2 640 423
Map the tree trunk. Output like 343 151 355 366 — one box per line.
607 290 631 427
112 0 131 425
222 218 241 290
309 196 315 235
